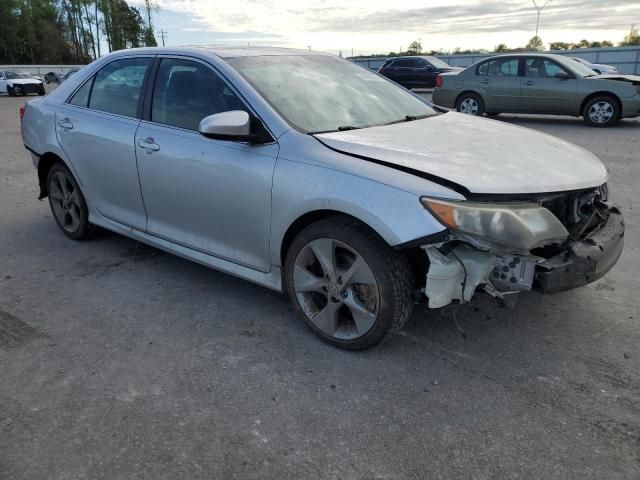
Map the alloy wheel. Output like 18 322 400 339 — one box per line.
588 101 614 124
49 171 82 233
292 238 380 340
459 97 479 115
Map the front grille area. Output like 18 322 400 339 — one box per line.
17 84 40 94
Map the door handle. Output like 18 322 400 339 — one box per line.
479 79 489 84
57 118 73 130
523 80 535 86
137 137 160 152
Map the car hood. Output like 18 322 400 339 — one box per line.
589 73 640 83
8 78 41 85
315 113 607 195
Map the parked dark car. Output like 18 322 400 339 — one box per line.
64 68 80 80
44 72 64 84
378 56 461 89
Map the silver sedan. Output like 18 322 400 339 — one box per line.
21 47 623 349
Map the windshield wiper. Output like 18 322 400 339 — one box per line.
307 125 361 135
384 113 433 126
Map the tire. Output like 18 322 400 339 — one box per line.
8 86 17 97
46 163 93 240
583 95 620 128
284 216 414 350
38 85 45 96
486 112 500 117
456 92 485 116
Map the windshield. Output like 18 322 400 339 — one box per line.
425 56 451 69
5 72 32 79
227 55 437 133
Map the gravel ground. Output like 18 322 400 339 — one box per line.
1 85 639 480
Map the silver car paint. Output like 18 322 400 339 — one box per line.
22 47 463 291
317 113 607 194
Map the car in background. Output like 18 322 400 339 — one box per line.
44 72 64 84
378 56 461 89
21 47 624 349
64 68 81 80
433 53 640 127
0 71 45 96
19 71 43 82
571 57 617 75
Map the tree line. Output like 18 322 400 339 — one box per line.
0 0 158 64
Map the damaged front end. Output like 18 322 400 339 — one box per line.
419 185 624 308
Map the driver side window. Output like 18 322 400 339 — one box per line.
151 58 247 131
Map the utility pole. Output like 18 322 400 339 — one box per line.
160 30 168 47
532 0 552 39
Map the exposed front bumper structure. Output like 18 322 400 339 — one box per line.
534 207 624 293
422 206 625 308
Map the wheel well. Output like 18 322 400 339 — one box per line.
36 152 64 199
580 91 622 116
455 90 482 108
279 210 426 287
280 210 348 266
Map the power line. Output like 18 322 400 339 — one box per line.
159 30 168 47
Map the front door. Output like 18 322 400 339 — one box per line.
135 57 278 272
520 57 577 113
55 57 153 230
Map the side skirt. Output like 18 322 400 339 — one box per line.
90 213 283 292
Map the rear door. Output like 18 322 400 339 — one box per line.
475 57 521 111
134 56 278 272
520 57 577 113
55 57 152 230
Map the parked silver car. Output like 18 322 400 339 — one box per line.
571 56 618 75
21 47 624 349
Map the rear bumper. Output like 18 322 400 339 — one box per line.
534 207 624 293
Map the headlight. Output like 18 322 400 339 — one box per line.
421 197 569 252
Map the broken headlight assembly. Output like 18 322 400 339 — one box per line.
420 197 569 253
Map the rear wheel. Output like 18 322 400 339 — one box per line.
583 95 620 127
46 163 93 240
456 92 485 116
285 216 414 350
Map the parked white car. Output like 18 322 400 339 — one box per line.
21 47 625 349
0 71 45 96
571 57 618 75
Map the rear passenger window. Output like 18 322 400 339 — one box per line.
88 58 151 117
69 78 93 107
151 58 247 131
478 58 519 77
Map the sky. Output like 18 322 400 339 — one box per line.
134 0 640 56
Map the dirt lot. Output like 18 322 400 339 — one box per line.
1 85 639 480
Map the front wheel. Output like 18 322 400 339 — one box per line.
583 96 620 127
8 86 17 96
285 216 414 350
46 163 93 240
456 93 485 116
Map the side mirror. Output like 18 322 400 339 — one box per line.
555 72 571 80
199 110 251 140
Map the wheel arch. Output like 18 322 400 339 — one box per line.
455 90 484 108
36 151 70 199
580 91 622 116
279 210 385 268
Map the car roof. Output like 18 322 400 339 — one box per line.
104 46 329 60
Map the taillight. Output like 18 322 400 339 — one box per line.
435 75 443 88
19 105 25 122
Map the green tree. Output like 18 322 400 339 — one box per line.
549 41 570 50
620 24 640 46
494 43 508 53
407 40 422 55
526 36 544 51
